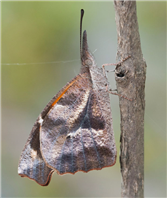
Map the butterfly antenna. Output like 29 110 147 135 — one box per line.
80 9 84 60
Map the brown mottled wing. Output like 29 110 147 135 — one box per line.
18 74 86 185
18 121 54 186
40 70 116 175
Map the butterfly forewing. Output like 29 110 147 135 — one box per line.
18 73 89 185
18 122 54 186
40 73 92 174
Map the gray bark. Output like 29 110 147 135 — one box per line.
114 1 146 197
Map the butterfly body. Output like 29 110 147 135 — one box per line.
18 19 116 186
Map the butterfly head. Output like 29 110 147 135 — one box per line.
81 30 96 72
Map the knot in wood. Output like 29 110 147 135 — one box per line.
115 65 131 88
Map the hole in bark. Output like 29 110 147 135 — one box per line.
116 71 125 77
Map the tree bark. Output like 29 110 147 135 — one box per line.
114 1 146 197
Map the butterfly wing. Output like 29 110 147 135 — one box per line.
40 71 116 175
18 121 54 186
18 74 87 185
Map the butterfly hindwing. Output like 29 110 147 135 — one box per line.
89 66 117 167
40 70 116 175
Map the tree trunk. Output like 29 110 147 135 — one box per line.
114 1 146 197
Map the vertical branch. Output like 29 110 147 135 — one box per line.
113 1 146 197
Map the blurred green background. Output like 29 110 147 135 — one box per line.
1 1 166 197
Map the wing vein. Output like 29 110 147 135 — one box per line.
71 137 74 173
80 127 87 171
87 92 101 168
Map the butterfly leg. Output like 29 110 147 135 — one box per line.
102 55 131 76
102 63 116 76
105 84 132 101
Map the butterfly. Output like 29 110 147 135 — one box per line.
18 9 117 186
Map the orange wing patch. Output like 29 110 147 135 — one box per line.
51 80 77 107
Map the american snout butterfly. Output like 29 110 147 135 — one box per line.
18 9 117 186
